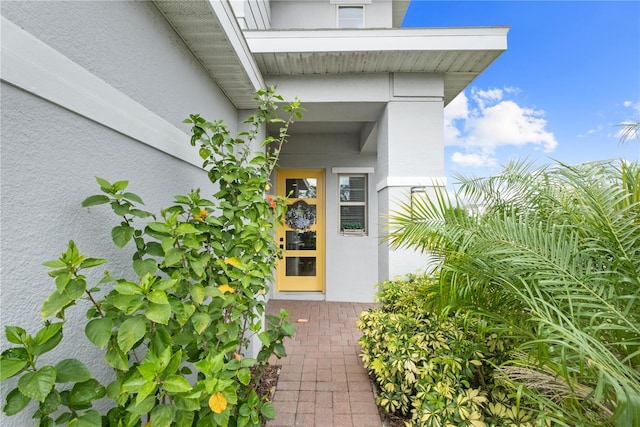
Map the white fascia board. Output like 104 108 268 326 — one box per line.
245 27 509 54
331 167 375 174
0 17 202 167
208 0 264 91
376 176 447 192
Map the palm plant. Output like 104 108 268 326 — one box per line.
387 158 640 426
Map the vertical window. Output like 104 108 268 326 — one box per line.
337 5 364 29
339 174 367 234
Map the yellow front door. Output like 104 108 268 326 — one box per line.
275 169 325 292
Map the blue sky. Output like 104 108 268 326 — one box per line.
402 0 640 185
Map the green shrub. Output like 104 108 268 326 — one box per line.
1 88 300 427
358 275 554 427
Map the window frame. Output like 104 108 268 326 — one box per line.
336 4 365 29
338 173 368 235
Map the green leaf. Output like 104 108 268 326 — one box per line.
117 317 147 353
147 290 169 305
112 225 134 248
199 147 211 160
42 259 66 268
147 222 172 234
55 272 71 293
153 279 177 291
151 404 175 427
95 177 112 191
18 365 57 402
5 325 26 344
81 195 110 207
175 409 196 427
274 343 286 358
69 379 105 407
0 358 28 380
114 281 144 296
145 303 171 325
164 248 183 266
136 381 157 405
64 278 86 300
122 192 144 204
145 242 165 257
162 375 192 393
39 389 61 415
176 223 200 234
33 322 64 356
111 201 131 216
79 257 107 269
133 258 157 278
110 294 145 315
126 395 155 415
3 388 31 416
190 258 204 278
237 368 251 386
260 402 276 420
190 284 205 305
105 342 128 371
112 180 129 192
191 312 210 335
41 290 72 320
55 359 92 383
67 409 101 427
258 331 271 346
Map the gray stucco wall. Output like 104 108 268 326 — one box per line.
270 0 392 29
1 2 242 424
278 133 379 302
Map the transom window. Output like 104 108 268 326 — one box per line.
337 5 364 29
339 174 367 234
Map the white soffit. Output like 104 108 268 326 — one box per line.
153 0 264 109
245 27 509 105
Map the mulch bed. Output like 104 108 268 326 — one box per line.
253 364 281 402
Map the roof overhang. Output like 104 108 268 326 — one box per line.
245 27 509 105
153 0 264 109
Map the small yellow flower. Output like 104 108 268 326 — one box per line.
208 392 227 414
193 209 209 222
219 284 235 294
258 289 266 296
234 352 242 361
264 184 271 191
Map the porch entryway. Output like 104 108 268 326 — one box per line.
275 169 325 293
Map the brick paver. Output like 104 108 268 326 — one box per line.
266 300 381 427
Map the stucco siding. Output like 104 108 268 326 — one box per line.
1 0 237 129
0 2 242 424
270 0 392 30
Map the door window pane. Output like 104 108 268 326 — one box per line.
286 178 317 198
286 257 317 276
286 231 316 250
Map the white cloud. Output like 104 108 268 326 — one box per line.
445 87 558 168
451 151 497 168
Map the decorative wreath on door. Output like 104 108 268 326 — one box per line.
285 200 315 230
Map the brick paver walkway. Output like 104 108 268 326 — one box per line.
265 300 381 427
